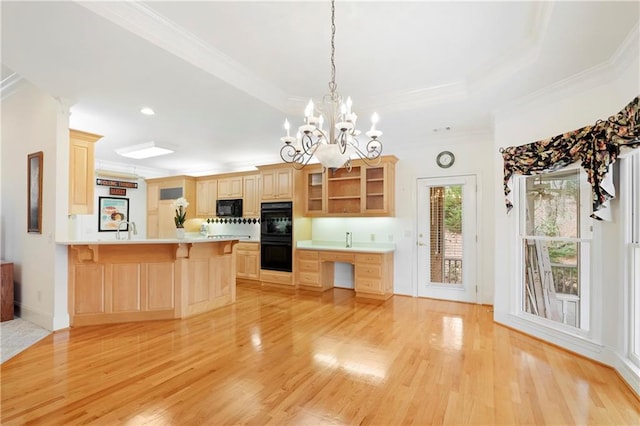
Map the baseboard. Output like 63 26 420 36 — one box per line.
15 303 53 331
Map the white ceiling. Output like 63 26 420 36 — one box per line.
2 1 638 176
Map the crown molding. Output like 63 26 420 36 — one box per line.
0 71 25 101
75 1 290 112
493 23 639 122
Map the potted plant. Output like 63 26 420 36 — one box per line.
172 197 189 238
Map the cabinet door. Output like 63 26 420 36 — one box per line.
69 129 102 215
275 169 293 199
304 167 325 215
218 177 243 199
196 179 217 216
147 182 159 212
158 200 178 238
243 174 260 217
363 163 394 216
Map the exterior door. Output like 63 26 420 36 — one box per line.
417 175 477 303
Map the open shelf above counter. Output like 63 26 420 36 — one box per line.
303 155 397 217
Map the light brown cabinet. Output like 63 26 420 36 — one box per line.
236 242 260 281
69 129 102 215
304 167 325 215
218 176 243 199
303 155 397 217
242 174 260 217
196 178 217 217
295 249 394 299
146 176 195 238
260 167 293 201
354 252 394 299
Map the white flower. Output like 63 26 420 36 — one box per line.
172 197 189 209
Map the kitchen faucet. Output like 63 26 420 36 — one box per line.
116 221 137 240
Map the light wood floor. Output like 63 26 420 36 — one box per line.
2 284 639 425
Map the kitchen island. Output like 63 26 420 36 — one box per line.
62 237 244 327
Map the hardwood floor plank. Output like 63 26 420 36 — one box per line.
2 286 639 425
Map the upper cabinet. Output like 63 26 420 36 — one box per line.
146 176 196 238
260 167 293 201
196 178 217 217
69 129 102 215
304 155 397 217
242 174 260 217
217 176 243 199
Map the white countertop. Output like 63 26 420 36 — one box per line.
296 240 395 253
58 234 254 245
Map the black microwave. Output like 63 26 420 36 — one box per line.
216 199 243 217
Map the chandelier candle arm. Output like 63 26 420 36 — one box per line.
278 0 383 170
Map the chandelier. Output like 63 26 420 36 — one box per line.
279 0 383 170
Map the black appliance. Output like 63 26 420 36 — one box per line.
216 199 242 217
260 202 293 272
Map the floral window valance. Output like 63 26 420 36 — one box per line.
501 95 640 219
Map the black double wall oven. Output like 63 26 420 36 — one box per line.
260 202 292 272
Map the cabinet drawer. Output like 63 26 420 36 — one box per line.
356 264 382 279
297 250 319 260
298 259 319 273
355 253 383 264
356 278 384 294
298 272 320 286
260 270 293 285
236 242 259 251
319 251 355 263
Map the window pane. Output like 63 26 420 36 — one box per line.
430 186 463 284
525 170 579 238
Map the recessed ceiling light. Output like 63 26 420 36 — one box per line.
116 141 173 159
140 107 155 116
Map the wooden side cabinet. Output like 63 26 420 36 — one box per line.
236 242 260 281
1 262 14 322
69 129 102 215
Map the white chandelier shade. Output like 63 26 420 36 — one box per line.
279 0 383 171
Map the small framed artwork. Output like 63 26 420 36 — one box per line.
98 197 129 232
27 151 43 233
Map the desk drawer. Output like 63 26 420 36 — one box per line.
356 264 382 279
298 272 320 286
355 278 384 294
297 250 319 260
319 251 355 263
298 259 319 273
355 253 382 264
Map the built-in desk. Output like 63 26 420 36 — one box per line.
296 241 395 300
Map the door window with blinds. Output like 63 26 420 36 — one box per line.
429 186 463 284
520 168 591 330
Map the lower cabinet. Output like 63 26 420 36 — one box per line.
236 242 260 281
354 253 394 299
295 249 394 299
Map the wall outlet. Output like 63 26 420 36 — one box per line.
388 234 394 242
370 234 375 242
37 290 41 302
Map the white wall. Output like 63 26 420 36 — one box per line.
1 81 70 330
71 181 148 241
310 130 495 303
493 55 640 391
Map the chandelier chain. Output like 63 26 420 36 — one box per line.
329 0 337 96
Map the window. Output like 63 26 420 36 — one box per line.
520 169 591 330
628 151 640 367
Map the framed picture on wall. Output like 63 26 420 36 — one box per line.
98 196 129 232
27 151 43 233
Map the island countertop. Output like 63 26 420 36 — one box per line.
58 235 253 245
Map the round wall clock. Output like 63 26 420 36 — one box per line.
436 151 455 168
